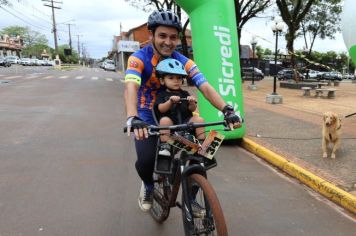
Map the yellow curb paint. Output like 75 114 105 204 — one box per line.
241 137 356 215
241 138 288 168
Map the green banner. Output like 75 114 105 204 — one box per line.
176 0 245 139
342 0 356 64
349 45 356 65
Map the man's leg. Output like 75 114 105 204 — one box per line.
134 136 158 211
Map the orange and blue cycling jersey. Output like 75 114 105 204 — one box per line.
125 44 207 125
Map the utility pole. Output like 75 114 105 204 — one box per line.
66 23 75 50
42 0 62 55
75 34 83 58
75 34 83 65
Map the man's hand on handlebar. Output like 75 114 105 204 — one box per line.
126 116 149 140
222 105 242 130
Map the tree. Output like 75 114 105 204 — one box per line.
255 45 264 59
234 1 273 52
301 0 342 55
1 26 48 47
22 43 53 59
264 48 272 56
276 0 316 75
58 45 79 64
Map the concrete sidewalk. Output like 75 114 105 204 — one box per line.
242 77 356 195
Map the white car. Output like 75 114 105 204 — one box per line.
103 60 116 71
304 70 322 79
20 58 31 66
5 55 19 64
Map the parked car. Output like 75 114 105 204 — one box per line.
103 60 116 71
4 55 19 64
241 67 264 81
30 58 40 66
277 69 304 80
303 69 323 79
342 73 355 80
19 58 31 66
321 71 342 81
0 56 11 67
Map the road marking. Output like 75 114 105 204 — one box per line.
0 74 4 77
91 77 99 80
25 76 39 79
5 75 22 79
120 79 125 83
59 75 69 79
75 76 84 80
105 78 113 81
43 75 54 79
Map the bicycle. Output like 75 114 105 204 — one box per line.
125 119 231 236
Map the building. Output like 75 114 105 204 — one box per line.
0 35 23 57
109 23 193 71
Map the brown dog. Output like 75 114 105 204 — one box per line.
322 112 342 159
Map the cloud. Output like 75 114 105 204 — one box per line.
1 0 348 59
0 0 149 58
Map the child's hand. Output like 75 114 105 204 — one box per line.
187 96 197 104
169 96 181 103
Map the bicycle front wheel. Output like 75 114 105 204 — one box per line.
150 173 171 223
182 173 228 236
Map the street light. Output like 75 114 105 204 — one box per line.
266 19 284 104
336 55 341 72
251 37 257 85
248 37 258 90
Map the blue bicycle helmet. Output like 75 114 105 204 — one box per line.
156 58 187 77
147 9 182 32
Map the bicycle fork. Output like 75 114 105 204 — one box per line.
180 163 207 224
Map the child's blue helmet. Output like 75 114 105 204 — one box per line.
156 58 187 77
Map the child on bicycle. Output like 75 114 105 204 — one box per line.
154 58 205 156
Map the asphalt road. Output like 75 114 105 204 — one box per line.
0 65 355 236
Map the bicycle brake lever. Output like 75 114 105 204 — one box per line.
148 129 160 136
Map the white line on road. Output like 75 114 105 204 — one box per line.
59 75 69 79
91 77 99 80
43 75 54 79
105 78 113 81
25 76 39 79
75 76 84 80
5 75 22 79
120 79 125 83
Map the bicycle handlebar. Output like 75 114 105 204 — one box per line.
123 120 227 134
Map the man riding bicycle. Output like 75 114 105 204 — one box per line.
124 9 242 212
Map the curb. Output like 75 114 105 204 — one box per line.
241 137 356 215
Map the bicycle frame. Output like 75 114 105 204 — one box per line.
167 149 208 208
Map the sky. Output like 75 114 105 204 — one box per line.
0 0 348 59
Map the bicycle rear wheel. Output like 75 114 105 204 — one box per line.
182 173 228 236
150 173 171 223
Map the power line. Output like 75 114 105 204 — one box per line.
12 0 53 25
0 5 49 32
5 4 52 29
19 0 52 18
